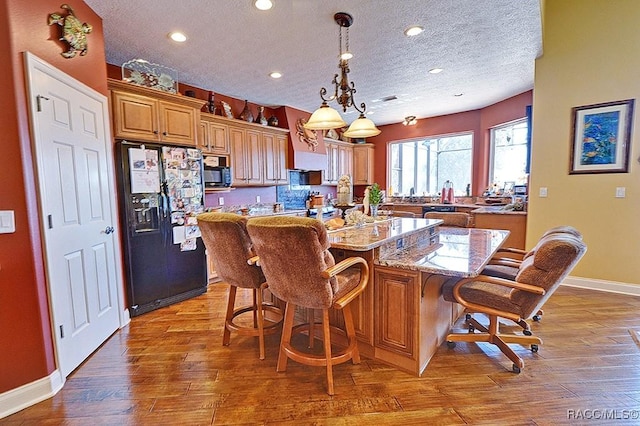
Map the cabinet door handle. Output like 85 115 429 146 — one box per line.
153 130 159 135
162 131 168 136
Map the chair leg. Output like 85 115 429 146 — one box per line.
252 289 258 328
342 304 360 364
223 286 237 346
308 308 315 349
277 302 296 372
256 287 266 360
322 309 334 396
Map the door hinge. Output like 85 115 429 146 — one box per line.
48 214 53 229
36 95 50 112
59 324 64 338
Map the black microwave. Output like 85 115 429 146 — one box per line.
203 165 231 188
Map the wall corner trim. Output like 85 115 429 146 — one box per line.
0 370 64 419
562 276 640 297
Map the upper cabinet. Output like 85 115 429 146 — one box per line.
322 138 372 186
108 78 204 146
227 119 290 187
263 132 289 186
352 144 375 185
199 112 230 155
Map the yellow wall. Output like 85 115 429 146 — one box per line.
528 0 639 285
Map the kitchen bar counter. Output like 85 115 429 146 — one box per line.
327 217 441 251
377 227 510 277
326 218 510 375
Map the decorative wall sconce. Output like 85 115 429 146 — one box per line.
48 4 92 58
403 116 418 126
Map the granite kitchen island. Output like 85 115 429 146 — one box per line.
327 218 509 375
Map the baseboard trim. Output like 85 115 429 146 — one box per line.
0 370 64 419
562 276 640 297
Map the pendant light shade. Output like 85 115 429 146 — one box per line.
305 12 381 139
343 114 381 138
304 103 347 130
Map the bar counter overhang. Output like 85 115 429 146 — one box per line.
323 218 509 376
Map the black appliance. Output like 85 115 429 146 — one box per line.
203 158 231 188
116 141 207 317
422 205 455 216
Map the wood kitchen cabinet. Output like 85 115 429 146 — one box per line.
352 143 375 185
230 127 263 186
108 79 203 146
199 113 229 155
323 138 353 185
263 132 289 185
473 212 527 249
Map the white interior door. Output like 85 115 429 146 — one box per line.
25 53 125 377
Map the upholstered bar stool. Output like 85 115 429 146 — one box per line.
482 225 583 321
197 212 283 360
247 216 369 395
443 233 587 372
424 211 472 227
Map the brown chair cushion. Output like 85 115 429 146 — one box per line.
197 212 265 289
247 216 340 309
424 212 471 227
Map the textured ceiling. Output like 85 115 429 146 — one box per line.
84 0 542 126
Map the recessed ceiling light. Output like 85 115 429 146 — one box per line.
168 32 187 42
269 71 282 79
404 26 424 37
428 68 443 74
254 0 273 10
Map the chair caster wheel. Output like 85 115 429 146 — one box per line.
465 313 472 321
447 341 456 349
532 315 541 322
468 324 475 333
531 344 538 353
512 364 521 374
523 329 532 336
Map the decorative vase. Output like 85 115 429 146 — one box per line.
207 91 215 114
267 115 279 127
370 204 379 218
255 106 267 126
239 100 253 122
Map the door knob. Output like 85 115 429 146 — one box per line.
103 226 114 235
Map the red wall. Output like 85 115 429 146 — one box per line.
0 0 107 393
366 91 533 196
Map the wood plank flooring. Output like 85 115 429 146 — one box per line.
5 285 640 425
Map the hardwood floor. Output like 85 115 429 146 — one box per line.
5 285 640 425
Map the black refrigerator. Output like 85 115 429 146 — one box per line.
116 140 207 317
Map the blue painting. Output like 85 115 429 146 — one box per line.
580 111 619 165
570 99 633 174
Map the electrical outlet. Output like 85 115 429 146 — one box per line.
219 197 224 206
615 187 626 198
256 195 261 203
539 187 548 198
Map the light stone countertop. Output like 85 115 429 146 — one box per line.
326 218 441 251
376 227 510 278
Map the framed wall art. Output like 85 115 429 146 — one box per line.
569 99 634 174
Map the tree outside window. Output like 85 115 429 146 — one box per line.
389 133 473 197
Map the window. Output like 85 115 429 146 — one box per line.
490 119 529 188
389 133 473 196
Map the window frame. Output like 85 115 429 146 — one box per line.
488 118 529 187
387 131 474 196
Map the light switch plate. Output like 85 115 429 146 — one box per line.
256 195 261 203
219 197 224 206
615 187 626 198
0 210 15 233
539 187 548 198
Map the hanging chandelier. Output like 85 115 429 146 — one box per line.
304 12 381 139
